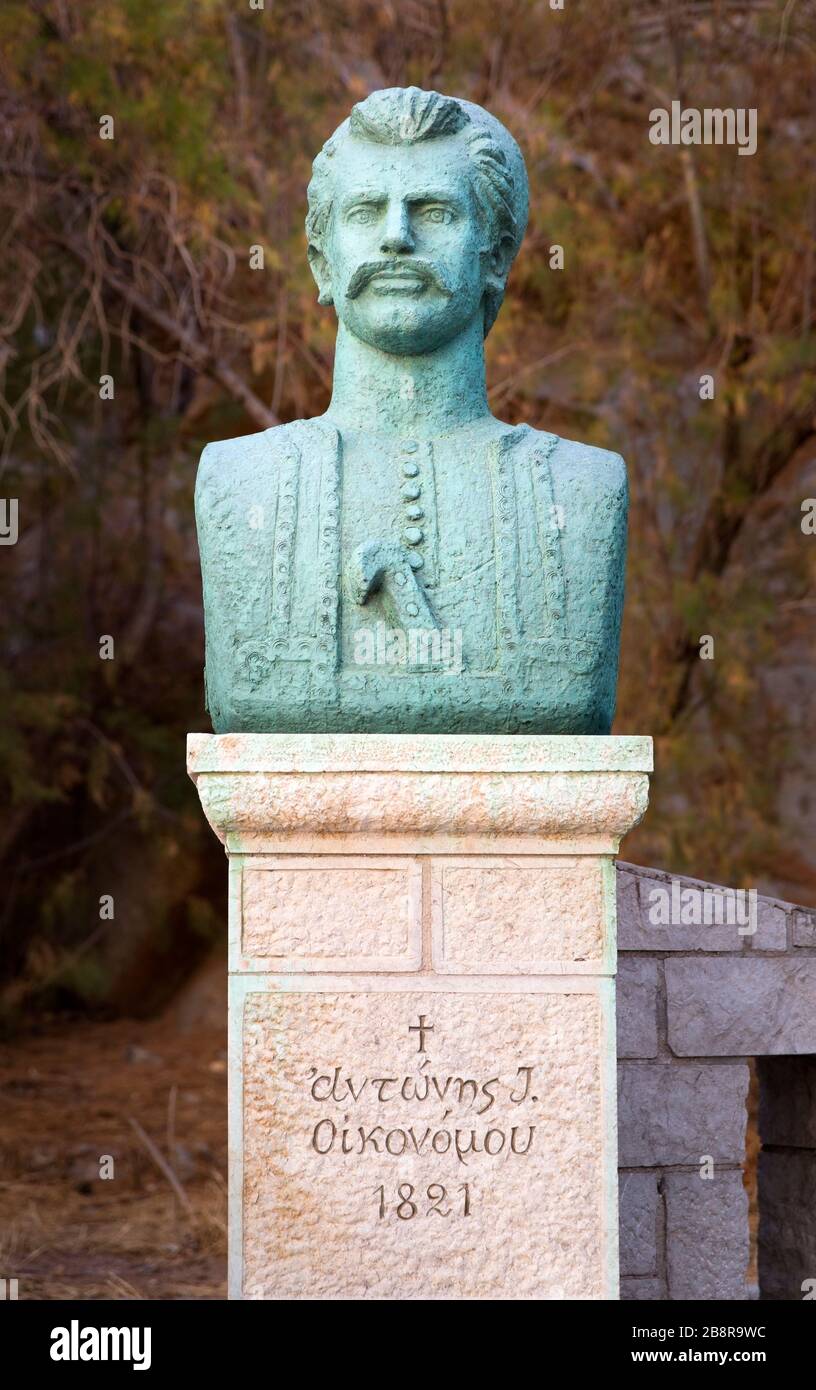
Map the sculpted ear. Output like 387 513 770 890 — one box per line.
485 230 516 293
307 242 334 307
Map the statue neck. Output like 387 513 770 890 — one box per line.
326 317 491 437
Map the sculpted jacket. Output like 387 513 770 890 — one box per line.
195 416 627 734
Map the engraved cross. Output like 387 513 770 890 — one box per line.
408 1015 434 1052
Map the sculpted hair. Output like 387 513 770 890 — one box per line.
306 87 522 334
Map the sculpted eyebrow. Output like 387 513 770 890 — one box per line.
339 190 465 211
405 191 462 205
340 192 384 208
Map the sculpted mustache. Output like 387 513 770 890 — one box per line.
345 260 454 299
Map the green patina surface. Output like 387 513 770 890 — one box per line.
196 87 628 735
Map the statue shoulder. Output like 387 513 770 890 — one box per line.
544 431 627 501
196 424 287 503
516 428 627 515
196 421 333 525
516 427 627 544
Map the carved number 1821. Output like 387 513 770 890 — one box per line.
374 1183 472 1219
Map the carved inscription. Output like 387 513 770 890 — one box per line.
305 1017 538 1165
242 990 605 1299
374 1182 472 1219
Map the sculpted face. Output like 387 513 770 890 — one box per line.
318 137 494 356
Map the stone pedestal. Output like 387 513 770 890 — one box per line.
187 732 651 1300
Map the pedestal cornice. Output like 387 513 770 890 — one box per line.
187 733 652 853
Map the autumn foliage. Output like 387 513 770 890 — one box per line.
1 0 815 1019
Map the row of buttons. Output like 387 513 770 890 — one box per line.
399 439 424 569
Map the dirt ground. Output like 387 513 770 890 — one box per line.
0 1016 227 1300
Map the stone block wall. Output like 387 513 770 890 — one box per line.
615 861 816 1301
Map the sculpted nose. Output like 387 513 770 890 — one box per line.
379 202 415 255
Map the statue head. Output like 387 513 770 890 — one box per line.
306 87 529 355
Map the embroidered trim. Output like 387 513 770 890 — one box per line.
421 439 439 588
490 431 522 661
529 431 567 636
271 450 297 634
314 421 342 681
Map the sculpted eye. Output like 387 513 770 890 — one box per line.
347 206 378 225
421 206 454 225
